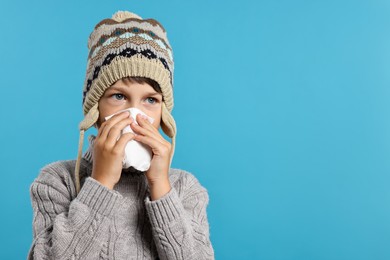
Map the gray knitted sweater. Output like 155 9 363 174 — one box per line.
28 143 214 259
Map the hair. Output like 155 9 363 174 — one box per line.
122 77 163 100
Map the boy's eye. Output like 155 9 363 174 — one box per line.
112 93 125 100
146 97 157 104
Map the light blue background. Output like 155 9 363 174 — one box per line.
1 0 389 259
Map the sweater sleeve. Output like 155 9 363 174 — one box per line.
28 163 123 260
144 172 214 260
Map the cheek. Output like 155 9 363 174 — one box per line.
153 117 161 129
96 115 105 128
96 101 112 128
151 110 162 129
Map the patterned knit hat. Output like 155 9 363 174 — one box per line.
74 11 176 193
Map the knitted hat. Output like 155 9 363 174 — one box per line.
74 11 176 193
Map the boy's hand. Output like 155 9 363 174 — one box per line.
91 111 135 189
131 114 172 200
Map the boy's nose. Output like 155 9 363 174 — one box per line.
125 102 144 113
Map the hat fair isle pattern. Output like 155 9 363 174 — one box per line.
83 11 174 113
74 11 177 193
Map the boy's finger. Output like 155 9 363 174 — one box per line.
136 114 158 133
105 118 133 147
131 122 166 145
114 132 136 154
130 122 156 139
99 111 131 140
134 134 170 153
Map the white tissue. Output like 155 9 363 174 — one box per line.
105 108 155 171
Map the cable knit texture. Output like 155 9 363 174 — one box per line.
28 140 214 259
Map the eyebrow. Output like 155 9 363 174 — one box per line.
143 91 162 97
107 86 127 92
107 87 161 97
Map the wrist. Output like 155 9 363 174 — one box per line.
147 174 169 185
91 173 116 190
148 178 171 201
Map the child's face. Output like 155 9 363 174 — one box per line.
97 78 163 129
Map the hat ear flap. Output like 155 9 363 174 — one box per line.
79 103 99 131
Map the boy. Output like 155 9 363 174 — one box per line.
29 11 214 259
